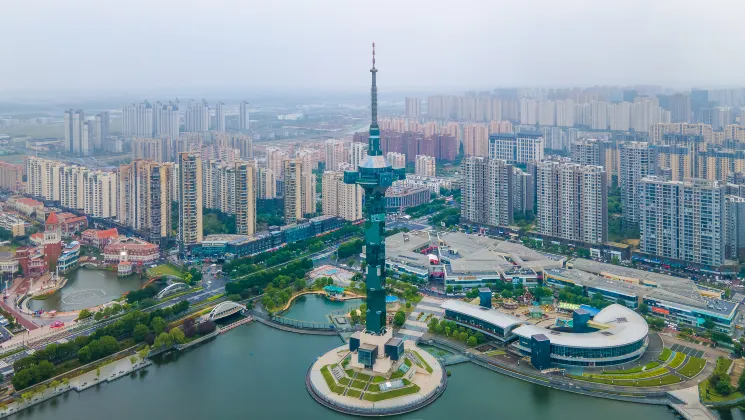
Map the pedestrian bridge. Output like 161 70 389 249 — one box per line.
208 301 246 321
156 283 190 299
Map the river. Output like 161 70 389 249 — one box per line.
28 268 147 312
12 295 677 420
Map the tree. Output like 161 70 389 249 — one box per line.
739 372 745 394
151 317 166 334
475 332 486 344
138 346 150 360
393 311 406 327
639 303 649 314
611 256 621 265
183 317 197 337
133 324 149 342
467 336 477 346
94 311 104 321
154 332 174 349
96 367 101 378
703 318 715 330
405 302 411 309
446 286 454 294
170 328 185 344
49 379 60 390
77 309 92 320
294 278 306 291
458 332 468 342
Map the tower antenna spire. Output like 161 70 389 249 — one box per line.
369 42 379 154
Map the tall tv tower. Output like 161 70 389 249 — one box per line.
344 43 406 335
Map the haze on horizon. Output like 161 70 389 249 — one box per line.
2 0 745 94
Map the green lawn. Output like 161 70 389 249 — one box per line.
320 366 345 394
148 264 185 278
362 385 421 402
355 372 371 381
351 379 367 390
485 349 506 357
411 351 433 373
367 384 380 392
372 376 385 383
570 373 681 387
346 389 362 398
338 377 349 385
604 361 660 374
586 367 668 380
678 357 706 378
658 348 672 362
669 353 686 369
700 379 745 403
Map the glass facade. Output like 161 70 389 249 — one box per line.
517 336 646 367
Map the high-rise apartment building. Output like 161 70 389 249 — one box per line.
463 124 489 157
132 137 168 163
725 195 745 260
0 162 22 192
257 167 276 199
214 132 253 160
322 171 363 221
555 99 575 127
185 100 210 132
239 101 250 130
488 132 544 164
570 138 616 186
118 160 174 245
650 123 713 144
153 102 180 140
386 152 406 168
619 142 653 224
349 142 368 169
233 161 256 235
414 155 436 177
283 159 303 224
122 102 153 137
460 157 513 227
64 109 86 155
324 139 346 171
538 100 555 126
513 168 534 216
214 102 226 131
640 177 725 267
519 98 538 125
178 153 203 247
536 161 607 244
265 147 287 181
405 97 421 118
82 170 117 218
670 93 692 123
94 112 110 151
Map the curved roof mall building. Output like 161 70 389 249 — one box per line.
442 299 649 369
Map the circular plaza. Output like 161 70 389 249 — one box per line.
306 340 447 416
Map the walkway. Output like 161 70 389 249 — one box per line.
395 296 444 342
0 300 38 331
252 315 339 336
669 386 718 420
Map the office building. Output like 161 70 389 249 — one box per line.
322 171 363 221
415 155 436 177
349 142 368 169
185 99 210 132
619 142 652 224
488 132 544 164
178 152 203 247
536 161 607 244
324 139 346 171
405 97 421 118
640 177 725 267
214 102 226 131
239 101 250 130
460 157 513 227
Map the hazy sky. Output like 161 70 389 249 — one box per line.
2 0 745 93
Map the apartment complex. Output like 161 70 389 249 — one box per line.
178 152 203 247
619 142 652 224
414 155 436 177
349 142 368 169
0 162 23 192
488 132 545 164
283 158 315 224
386 152 406 169
460 157 513 227
257 167 277 199
132 137 168 163
321 171 363 221
405 97 421 118
324 139 346 171
640 177 725 267
118 160 174 245
536 161 608 244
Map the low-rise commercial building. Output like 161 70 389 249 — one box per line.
0 212 25 236
104 236 159 265
441 299 526 343
385 186 429 213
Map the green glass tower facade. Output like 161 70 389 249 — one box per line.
344 44 405 335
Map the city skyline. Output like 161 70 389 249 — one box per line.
3 0 745 93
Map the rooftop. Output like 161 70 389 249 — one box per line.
513 304 648 348
441 300 525 330
548 261 738 317
385 231 432 270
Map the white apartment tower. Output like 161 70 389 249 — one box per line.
619 142 653 224
415 155 436 177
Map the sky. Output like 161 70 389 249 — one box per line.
1 0 745 94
